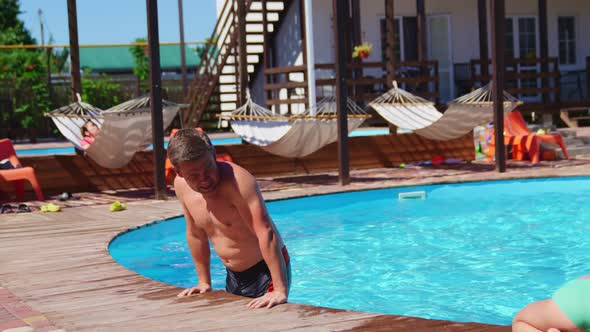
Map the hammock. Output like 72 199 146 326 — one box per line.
46 95 181 168
368 81 442 130
45 96 104 150
221 92 371 158
414 83 521 141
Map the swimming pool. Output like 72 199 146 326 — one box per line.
15 128 390 156
109 177 590 325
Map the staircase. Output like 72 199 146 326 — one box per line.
557 128 590 159
183 0 290 128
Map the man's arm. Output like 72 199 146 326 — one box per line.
175 181 212 297
233 168 288 308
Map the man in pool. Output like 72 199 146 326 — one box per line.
512 275 590 332
169 128 290 309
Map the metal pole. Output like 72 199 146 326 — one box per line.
178 0 188 100
67 0 82 101
491 0 506 173
38 9 44 47
304 0 317 114
333 0 350 186
39 9 53 106
46 48 52 106
146 0 167 199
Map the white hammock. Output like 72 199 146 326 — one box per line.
47 95 181 168
368 81 442 130
45 97 104 150
222 92 370 158
415 83 521 140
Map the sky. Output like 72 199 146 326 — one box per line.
17 0 218 46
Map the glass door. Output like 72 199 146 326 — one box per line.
428 15 454 102
506 16 540 101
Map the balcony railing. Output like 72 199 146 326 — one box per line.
470 57 560 103
262 60 439 113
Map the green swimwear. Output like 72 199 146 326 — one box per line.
552 278 590 332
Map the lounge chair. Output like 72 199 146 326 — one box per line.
487 111 569 163
0 139 44 201
164 128 234 185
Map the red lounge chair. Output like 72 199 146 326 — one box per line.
0 139 44 201
164 128 234 185
488 111 569 163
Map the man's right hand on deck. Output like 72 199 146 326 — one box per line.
177 283 212 297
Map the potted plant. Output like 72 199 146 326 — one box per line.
352 42 373 60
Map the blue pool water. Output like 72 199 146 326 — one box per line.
109 177 590 324
15 129 390 156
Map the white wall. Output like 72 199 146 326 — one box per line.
308 0 590 67
547 0 590 70
311 0 334 79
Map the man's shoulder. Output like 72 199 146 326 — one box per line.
173 174 187 191
222 161 254 179
173 176 202 200
221 162 256 187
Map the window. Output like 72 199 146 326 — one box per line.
379 17 419 63
558 16 576 65
518 18 537 59
505 18 515 59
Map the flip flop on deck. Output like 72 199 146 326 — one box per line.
109 201 126 212
40 203 61 213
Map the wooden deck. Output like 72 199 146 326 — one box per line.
6 161 590 331
0 200 512 331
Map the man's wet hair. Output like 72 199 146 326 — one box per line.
167 128 214 167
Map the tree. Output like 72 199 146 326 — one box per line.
0 0 50 130
0 0 36 45
81 70 123 109
130 37 149 83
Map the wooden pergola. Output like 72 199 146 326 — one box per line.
65 0 514 189
325 0 509 177
66 0 168 198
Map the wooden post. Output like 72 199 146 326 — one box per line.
333 0 350 186
178 0 188 101
416 0 427 62
237 0 248 105
478 0 489 79
538 0 549 102
146 0 167 199
351 0 362 82
67 0 82 101
385 0 397 135
491 0 506 173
